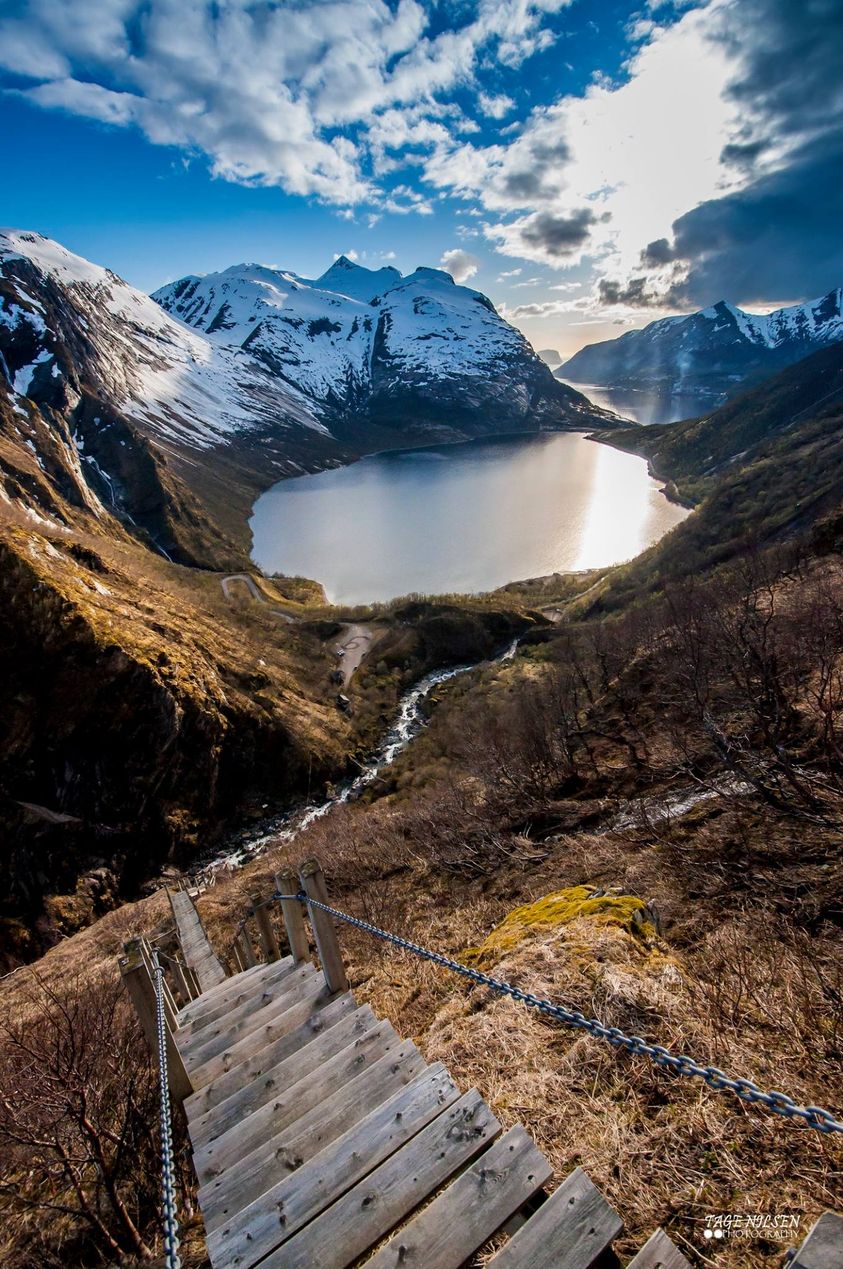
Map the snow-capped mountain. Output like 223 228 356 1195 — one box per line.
0 229 339 564
1 232 617 567
558 290 843 402
153 254 604 435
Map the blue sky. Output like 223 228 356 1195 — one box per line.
2 0 842 357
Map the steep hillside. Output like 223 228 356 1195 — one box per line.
584 343 843 610
558 288 843 403
607 340 843 500
0 511 352 965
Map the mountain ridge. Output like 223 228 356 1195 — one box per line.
152 250 613 444
0 230 622 569
558 288 843 404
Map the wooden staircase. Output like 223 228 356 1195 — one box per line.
120 861 839 1269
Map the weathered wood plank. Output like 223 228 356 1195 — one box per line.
119 950 191 1101
198 1039 428 1229
192 1015 395 1183
176 959 285 1026
488 1167 623 1269
627 1228 691 1268
276 871 309 963
253 896 281 962
205 1063 460 1269
187 981 337 1091
184 992 356 1119
188 1005 383 1150
791 1213 843 1269
299 858 349 994
168 891 227 991
176 958 295 1043
261 1089 501 1269
236 929 257 969
364 1124 553 1269
177 963 319 1066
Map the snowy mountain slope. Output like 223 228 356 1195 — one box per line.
558 290 843 402
1 230 326 451
154 255 609 433
0 231 618 568
0 230 338 564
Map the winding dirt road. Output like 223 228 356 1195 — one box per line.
220 573 297 622
333 623 383 685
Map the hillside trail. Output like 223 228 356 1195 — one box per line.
220 574 383 686
220 573 297 623
333 623 385 685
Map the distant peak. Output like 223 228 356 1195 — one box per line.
410 266 455 285
700 299 739 319
317 255 401 280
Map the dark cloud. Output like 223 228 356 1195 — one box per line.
501 169 554 201
598 276 657 307
666 128 843 305
628 0 843 308
639 237 675 267
716 0 843 142
518 208 599 257
528 136 571 165
718 139 770 173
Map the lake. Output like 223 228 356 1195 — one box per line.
556 380 713 425
250 432 689 606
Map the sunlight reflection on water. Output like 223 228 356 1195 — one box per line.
251 432 689 604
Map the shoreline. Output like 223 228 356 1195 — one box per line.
248 427 690 611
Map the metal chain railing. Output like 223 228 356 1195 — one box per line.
274 890 843 1136
151 950 182 1269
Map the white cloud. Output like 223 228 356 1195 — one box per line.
439 248 480 283
424 0 753 292
478 91 515 119
0 0 574 207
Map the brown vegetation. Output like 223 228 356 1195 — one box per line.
0 524 840 1267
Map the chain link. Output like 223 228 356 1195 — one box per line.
151 951 182 1269
278 891 843 1136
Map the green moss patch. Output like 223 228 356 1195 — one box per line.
463 885 656 970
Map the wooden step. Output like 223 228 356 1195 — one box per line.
790 1212 843 1268
488 1166 623 1269
176 958 296 1038
365 1124 553 1269
192 1015 397 1184
627 1228 691 1267
178 964 320 1069
177 962 269 1024
188 1005 384 1150
184 992 356 1119
205 1063 460 1269
263 1089 501 1269
188 980 338 1091
198 1039 428 1230
169 891 227 991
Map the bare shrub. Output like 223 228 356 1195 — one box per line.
0 970 164 1266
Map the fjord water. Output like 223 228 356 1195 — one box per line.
251 433 688 605
555 379 710 425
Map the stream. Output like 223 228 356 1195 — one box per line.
191 639 519 883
